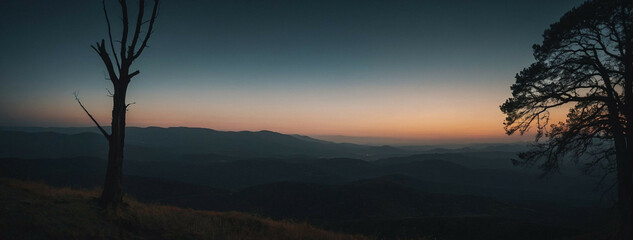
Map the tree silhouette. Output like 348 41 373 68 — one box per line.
77 0 159 208
501 0 632 238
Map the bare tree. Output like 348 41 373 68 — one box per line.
77 0 159 208
501 0 632 238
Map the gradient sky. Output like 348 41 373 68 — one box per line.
0 0 585 144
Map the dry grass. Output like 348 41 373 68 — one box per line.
0 178 371 240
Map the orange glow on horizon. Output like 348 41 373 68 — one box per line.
3 90 572 144
3 80 570 144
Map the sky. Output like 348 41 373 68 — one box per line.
0 0 585 145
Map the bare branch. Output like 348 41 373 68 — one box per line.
119 0 129 64
133 0 159 60
125 102 136 111
91 40 119 82
102 0 121 71
128 0 145 58
74 92 110 139
129 70 140 79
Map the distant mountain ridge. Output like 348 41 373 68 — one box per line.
0 126 410 160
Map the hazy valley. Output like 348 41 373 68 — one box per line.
0 127 614 239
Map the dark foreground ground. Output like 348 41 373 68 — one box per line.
0 178 372 240
0 178 617 240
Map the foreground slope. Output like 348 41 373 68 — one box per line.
0 178 370 240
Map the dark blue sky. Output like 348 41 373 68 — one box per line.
0 0 584 144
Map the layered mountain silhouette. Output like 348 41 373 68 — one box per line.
0 127 409 160
0 156 604 239
0 127 611 239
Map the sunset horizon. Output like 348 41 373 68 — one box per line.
0 0 580 144
2 0 631 239
0 123 535 146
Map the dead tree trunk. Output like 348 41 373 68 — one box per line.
77 0 159 208
100 82 128 206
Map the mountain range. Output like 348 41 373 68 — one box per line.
0 126 411 160
0 126 614 239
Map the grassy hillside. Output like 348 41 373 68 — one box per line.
0 178 377 240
